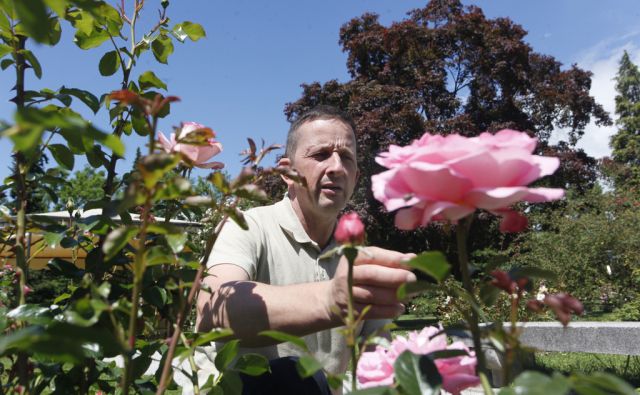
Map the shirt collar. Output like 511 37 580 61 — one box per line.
276 196 338 253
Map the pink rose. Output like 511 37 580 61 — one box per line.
372 130 564 231
158 122 224 169
356 346 395 388
356 326 480 393
334 212 365 245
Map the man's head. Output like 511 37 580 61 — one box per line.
284 105 357 163
280 105 359 220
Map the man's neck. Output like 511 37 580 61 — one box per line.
289 198 336 249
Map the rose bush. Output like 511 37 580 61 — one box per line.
372 129 564 231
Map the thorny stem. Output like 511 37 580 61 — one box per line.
155 197 240 394
347 252 358 393
456 216 487 376
12 33 30 393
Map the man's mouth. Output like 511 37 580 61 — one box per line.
321 184 342 193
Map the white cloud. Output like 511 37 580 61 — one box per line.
565 36 640 159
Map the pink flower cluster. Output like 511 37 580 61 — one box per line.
357 326 479 394
158 122 224 169
372 130 564 231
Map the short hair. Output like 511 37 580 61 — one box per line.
285 105 356 160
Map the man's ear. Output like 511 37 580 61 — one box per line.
278 157 295 187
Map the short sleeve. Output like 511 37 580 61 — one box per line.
207 215 261 279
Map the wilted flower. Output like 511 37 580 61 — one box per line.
334 212 365 245
372 130 564 231
158 122 224 169
490 270 528 295
357 326 479 394
543 292 584 326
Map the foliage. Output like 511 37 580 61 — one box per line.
512 187 640 313
610 51 640 189
47 165 107 211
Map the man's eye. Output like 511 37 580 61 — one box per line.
312 151 331 160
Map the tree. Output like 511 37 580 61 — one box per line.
610 50 640 189
49 166 107 211
284 0 610 254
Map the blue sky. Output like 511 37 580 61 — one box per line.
1 0 640 182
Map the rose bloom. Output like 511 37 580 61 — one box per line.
158 122 224 169
334 212 365 245
357 327 479 394
372 130 564 231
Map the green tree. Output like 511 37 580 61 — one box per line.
50 165 106 211
610 50 640 189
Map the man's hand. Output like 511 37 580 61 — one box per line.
326 246 416 321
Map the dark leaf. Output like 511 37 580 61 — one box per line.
22 50 42 78
99 50 120 76
103 225 137 260
406 251 450 283
139 70 167 90
48 144 75 170
60 87 100 113
394 351 441 395
234 353 270 376
295 354 323 378
151 34 174 64
214 339 240 371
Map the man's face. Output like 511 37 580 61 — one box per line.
284 118 359 218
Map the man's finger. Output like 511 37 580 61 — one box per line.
352 264 417 287
355 246 416 268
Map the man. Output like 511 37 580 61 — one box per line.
196 106 416 394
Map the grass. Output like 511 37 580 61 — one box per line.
526 352 640 386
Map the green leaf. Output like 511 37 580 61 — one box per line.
7 304 54 325
295 354 323 378
145 245 174 266
59 87 100 113
2 124 44 153
1 58 14 70
138 70 167 90
151 34 173 64
48 258 84 278
0 43 11 58
48 144 75 170
406 251 451 283
102 225 137 260
572 372 635 395
138 153 181 188
14 0 49 43
214 339 240 371
22 50 42 78
174 21 206 41
258 330 309 351
74 28 110 49
43 231 65 247
396 281 438 300
192 329 234 347
504 371 571 395
99 50 120 76
147 223 181 235
233 353 270 376
142 286 168 309
44 0 69 17
166 232 188 254
394 351 441 395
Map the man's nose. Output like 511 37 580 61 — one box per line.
326 152 346 175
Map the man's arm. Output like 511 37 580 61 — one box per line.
196 247 415 347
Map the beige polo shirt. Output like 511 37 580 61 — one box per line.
207 197 388 376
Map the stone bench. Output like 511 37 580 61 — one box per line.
458 321 640 386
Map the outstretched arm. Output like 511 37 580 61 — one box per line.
195 246 416 347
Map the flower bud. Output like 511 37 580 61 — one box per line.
334 212 365 245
